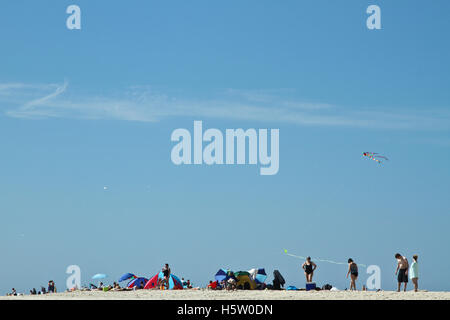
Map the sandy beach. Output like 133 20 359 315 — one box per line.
2 289 450 300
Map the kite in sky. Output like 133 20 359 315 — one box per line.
363 152 389 164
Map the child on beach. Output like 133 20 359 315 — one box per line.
346 258 358 291
302 257 317 283
395 253 409 292
157 277 165 290
410 255 419 292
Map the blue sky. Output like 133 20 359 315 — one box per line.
1 0 450 293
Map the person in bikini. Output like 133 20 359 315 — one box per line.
346 258 359 291
302 257 317 282
395 253 409 292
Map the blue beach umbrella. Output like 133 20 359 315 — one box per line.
127 277 148 288
119 273 136 282
92 273 107 280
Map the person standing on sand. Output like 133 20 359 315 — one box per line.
162 263 171 289
346 258 359 291
395 253 409 292
410 255 419 292
302 257 317 282
48 280 56 293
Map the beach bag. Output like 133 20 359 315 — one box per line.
322 284 332 290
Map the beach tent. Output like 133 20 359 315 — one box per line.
119 273 136 282
215 269 228 282
248 269 257 280
213 269 237 286
234 271 256 290
256 269 267 283
127 277 148 288
144 273 160 289
144 272 183 290
248 268 267 283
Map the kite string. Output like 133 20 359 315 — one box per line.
284 250 367 268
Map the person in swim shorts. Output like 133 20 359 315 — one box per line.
395 253 409 292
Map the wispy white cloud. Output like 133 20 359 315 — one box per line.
1 80 449 131
0 83 60 99
0 83 57 92
22 80 68 110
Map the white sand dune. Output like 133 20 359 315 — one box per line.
2 289 450 300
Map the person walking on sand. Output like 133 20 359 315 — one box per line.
410 255 419 292
302 257 317 282
346 258 359 291
395 253 409 292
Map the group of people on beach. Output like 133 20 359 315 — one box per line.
7 280 56 296
207 273 244 291
301 253 419 292
6 255 421 295
160 263 193 289
89 282 123 291
89 263 193 291
395 253 419 292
